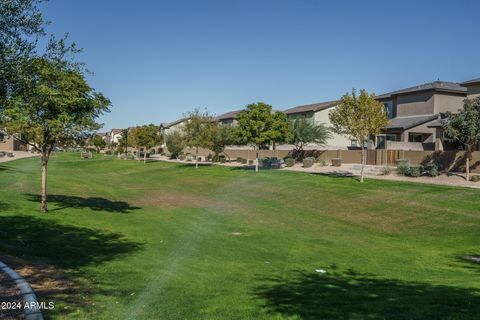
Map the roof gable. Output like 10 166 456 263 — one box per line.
283 100 338 115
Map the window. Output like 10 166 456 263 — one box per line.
383 101 394 119
408 133 423 143
351 140 358 147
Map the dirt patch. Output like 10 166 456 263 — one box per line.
133 190 247 212
0 255 83 317
0 269 24 319
133 190 215 208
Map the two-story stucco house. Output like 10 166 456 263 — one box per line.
283 101 352 149
375 81 467 151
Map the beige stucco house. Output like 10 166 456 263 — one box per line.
283 101 352 149
0 130 28 152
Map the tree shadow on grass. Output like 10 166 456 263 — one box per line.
24 194 141 213
0 215 143 318
0 215 142 269
254 269 480 319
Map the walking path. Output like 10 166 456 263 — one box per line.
0 151 39 164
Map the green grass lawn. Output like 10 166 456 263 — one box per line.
0 152 479 319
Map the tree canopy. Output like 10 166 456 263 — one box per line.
0 0 47 106
330 89 387 182
235 102 291 149
0 56 111 212
183 108 216 168
442 97 480 181
133 124 162 163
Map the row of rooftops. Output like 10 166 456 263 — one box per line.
107 77 480 132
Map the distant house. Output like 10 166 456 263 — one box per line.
461 78 480 99
283 100 352 149
375 81 467 151
215 110 242 126
0 129 28 152
109 129 123 145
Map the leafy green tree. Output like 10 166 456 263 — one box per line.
291 119 331 159
235 102 291 171
210 124 234 160
442 97 480 181
165 131 185 159
0 57 111 212
0 0 46 106
91 134 107 153
183 108 215 168
330 89 388 182
134 124 162 164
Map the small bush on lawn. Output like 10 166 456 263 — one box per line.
470 175 480 182
381 166 392 175
303 157 315 168
284 158 295 167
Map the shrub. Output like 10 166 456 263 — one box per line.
126 153 135 160
381 166 392 175
408 165 424 177
396 158 409 167
424 163 438 177
470 175 480 182
397 163 411 176
236 157 247 164
320 160 328 167
284 157 295 167
303 157 315 168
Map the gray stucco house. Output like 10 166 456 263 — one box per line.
374 81 468 151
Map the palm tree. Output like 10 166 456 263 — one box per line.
291 119 331 159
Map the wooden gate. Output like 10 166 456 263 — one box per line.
367 150 376 165
386 150 399 166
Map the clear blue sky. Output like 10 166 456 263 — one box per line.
41 0 480 130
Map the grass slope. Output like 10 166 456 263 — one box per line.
0 153 479 319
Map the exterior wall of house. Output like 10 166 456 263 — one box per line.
394 92 435 117
286 108 351 149
0 135 27 152
433 93 465 113
401 121 436 143
315 107 352 148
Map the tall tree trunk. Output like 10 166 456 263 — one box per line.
360 145 365 183
195 147 199 169
466 145 471 181
144 148 147 164
41 153 48 213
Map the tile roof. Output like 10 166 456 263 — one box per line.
160 118 188 129
110 129 123 135
377 81 467 100
216 110 242 121
461 78 480 86
386 114 439 131
283 100 338 115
